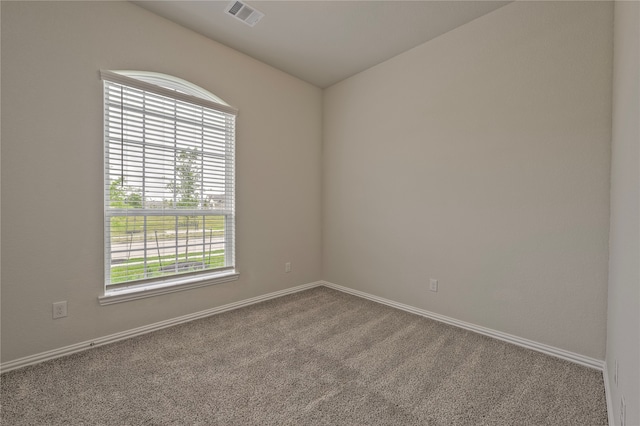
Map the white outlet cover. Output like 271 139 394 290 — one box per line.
429 279 438 292
53 301 68 319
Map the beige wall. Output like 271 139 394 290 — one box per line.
1 0 626 380
323 1 613 359
0 1 322 363
607 2 640 425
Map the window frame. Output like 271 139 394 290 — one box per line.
99 70 239 305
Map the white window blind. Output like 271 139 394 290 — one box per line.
101 71 237 292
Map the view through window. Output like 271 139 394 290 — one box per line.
102 71 237 292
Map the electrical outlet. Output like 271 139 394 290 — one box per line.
285 262 291 273
52 301 67 319
620 395 626 426
429 278 438 292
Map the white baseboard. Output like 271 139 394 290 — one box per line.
2 279 613 422
321 281 606 371
0 281 324 373
603 362 616 426
1 279 606 377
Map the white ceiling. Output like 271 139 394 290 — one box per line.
132 1 512 88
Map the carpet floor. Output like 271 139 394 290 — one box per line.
1 286 608 425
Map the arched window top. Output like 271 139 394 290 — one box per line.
100 70 237 116
113 70 230 106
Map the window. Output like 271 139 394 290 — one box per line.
100 70 238 303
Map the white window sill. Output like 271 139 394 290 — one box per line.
98 271 239 306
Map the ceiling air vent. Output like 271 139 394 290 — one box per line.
225 1 264 27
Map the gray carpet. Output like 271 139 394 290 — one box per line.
1 286 608 425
